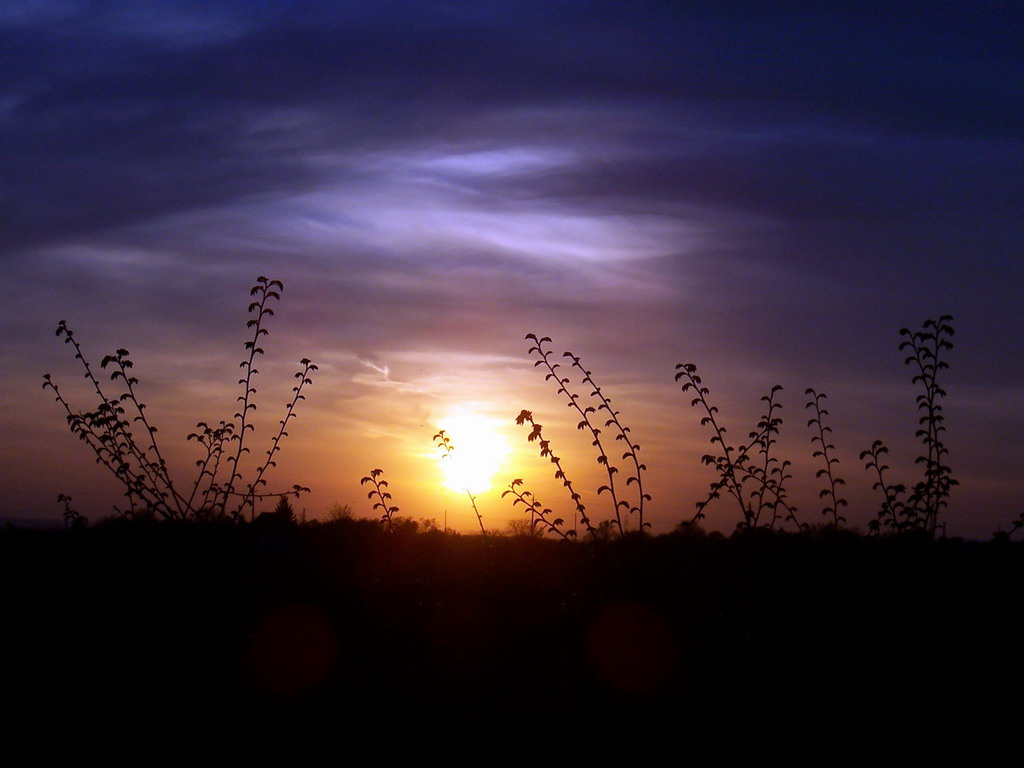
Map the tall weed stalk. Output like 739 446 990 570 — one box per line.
806 389 848 527
524 334 648 536
514 409 592 539
861 440 908 533
901 315 957 533
361 468 400 532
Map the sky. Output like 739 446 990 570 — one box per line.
2 0 1022 538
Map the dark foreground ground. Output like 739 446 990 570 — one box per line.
3 520 1022 755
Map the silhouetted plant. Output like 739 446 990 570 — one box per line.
805 389 848 527
514 409 594 540
186 420 235 513
42 276 316 522
209 277 318 520
417 517 441 533
57 493 86 530
326 502 354 522
765 458 800 531
1003 510 1024 540
675 366 803 531
900 315 957 533
525 334 648 536
860 440 908 533
268 494 296 523
738 386 804 531
502 478 573 540
562 351 651 531
862 315 957 535
748 385 799 529
590 519 619 543
504 517 545 537
676 362 744 524
361 468 400 532
676 363 753 526
434 429 487 539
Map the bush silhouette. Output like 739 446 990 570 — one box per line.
42 276 317 522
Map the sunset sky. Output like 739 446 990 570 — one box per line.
3 1 1021 538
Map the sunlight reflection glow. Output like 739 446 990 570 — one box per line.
438 412 509 495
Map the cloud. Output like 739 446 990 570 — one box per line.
353 357 429 394
3 1 1020 252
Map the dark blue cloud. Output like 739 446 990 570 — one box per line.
3 0 1019 249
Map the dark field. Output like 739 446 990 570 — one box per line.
4 521 1022 753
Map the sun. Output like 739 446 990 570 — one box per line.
437 412 509 495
